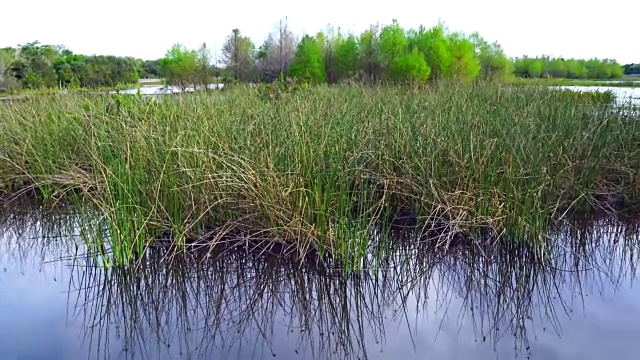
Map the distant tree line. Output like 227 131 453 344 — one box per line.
0 19 629 91
513 56 624 79
209 19 513 85
165 19 626 87
623 63 640 75
0 41 172 91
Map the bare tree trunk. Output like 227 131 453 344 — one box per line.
279 19 284 79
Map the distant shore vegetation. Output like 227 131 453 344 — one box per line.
0 18 636 92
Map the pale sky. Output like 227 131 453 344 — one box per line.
2 0 637 64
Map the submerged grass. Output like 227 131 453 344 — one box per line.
0 83 638 266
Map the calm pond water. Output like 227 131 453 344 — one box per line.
553 86 640 106
109 84 225 96
1 204 639 360
2 84 639 106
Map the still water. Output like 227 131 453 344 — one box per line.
1 204 640 360
109 84 225 96
553 85 640 106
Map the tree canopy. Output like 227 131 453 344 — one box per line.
288 34 326 83
0 41 146 90
623 63 640 75
0 18 628 91
514 56 624 79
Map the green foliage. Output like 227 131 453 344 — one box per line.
624 63 640 75
515 57 543 78
388 48 431 83
141 60 162 78
377 20 431 84
470 33 512 81
379 20 408 71
564 59 588 79
358 26 383 84
159 44 199 90
446 32 481 81
333 34 359 82
289 34 326 83
407 24 452 81
195 43 215 88
1 19 631 91
221 29 257 82
514 56 624 80
1 41 141 90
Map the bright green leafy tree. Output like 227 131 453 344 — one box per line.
333 34 360 82
445 32 481 82
289 34 326 83
221 29 257 82
407 24 453 81
159 44 198 90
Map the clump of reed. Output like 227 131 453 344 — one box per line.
0 83 638 265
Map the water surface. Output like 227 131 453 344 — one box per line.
1 205 640 360
555 85 640 105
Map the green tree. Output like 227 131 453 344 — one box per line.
1 42 147 89
221 29 257 82
584 58 603 78
333 34 360 82
378 20 407 77
564 59 588 79
445 32 481 81
514 57 543 78
407 24 452 81
624 63 640 75
377 20 431 83
470 33 511 81
0 48 20 90
380 19 408 81
289 34 326 83
603 59 623 78
159 43 198 91
513 57 623 80
141 60 162 78
196 42 214 89
54 51 86 87
359 24 383 84
15 41 58 88
545 58 567 78
389 48 431 83
321 26 338 83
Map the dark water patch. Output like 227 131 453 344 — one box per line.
0 205 639 359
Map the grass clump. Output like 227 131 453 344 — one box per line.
0 83 638 265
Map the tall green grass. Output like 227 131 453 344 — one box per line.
0 83 638 265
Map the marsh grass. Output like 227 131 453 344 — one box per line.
0 83 639 266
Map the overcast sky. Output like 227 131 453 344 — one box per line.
2 0 637 64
